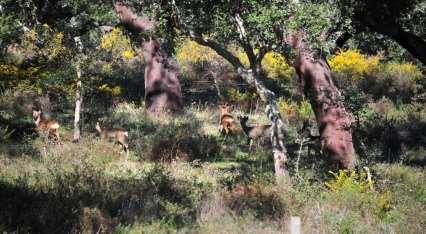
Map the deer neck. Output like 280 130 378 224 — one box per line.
220 110 230 117
95 125 102 134
239 121 252 136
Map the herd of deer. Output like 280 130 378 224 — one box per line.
219 103 272 149
32 104 272 152
32 110 129 151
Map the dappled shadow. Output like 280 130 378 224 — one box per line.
0 165 197 233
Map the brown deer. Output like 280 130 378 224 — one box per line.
218 103 238 134
95 122 129 152
238 115 272 150
32 110 60 142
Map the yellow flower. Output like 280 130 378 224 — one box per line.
385 62 422 81
328 49 380 79
122 50 135 60
262 52 294 79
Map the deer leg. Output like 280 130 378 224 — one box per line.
54 129 60 143
119 139 129 153
249 139 253 151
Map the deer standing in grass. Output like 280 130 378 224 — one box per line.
32 110 60 142
95 122 129 152
238 115 272 150
218 103 238 135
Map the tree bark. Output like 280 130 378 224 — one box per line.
72 60 82 143
114 3 183 114
293 48 356 169
239 68 288 178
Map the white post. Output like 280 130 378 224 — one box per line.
290 216 301 234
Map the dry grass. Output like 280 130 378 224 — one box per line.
0 104 424 233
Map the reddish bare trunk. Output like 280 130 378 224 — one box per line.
294 53 356 169
142 39 183 113
114 3 183 114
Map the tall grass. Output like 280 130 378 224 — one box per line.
0 103 424 233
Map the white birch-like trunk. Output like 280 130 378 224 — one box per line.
239 68 288 178
72 60 82 142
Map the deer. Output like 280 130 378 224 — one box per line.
32 110 60 142
95 122 129 152
218 103 238 135
237 115 272 150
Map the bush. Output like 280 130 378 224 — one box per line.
329 49 381 79
330 49 423 104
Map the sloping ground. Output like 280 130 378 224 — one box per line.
0 105 424 233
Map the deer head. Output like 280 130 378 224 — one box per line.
32 110 42 120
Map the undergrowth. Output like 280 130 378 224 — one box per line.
0 104 424 233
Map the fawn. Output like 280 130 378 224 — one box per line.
95 122 129 152
237 115 272 150
218 103 238 134
32 110 60 142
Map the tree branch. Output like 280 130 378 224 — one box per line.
114 2 155 32
257 46 269 63
331 32 352 54
171 0 244 69
233 13 257 68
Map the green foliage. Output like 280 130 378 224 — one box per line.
0 125 15 141
331 49 424 104
226 88 258 103
0 12 21 48
325 170 373 193
278 97 314 124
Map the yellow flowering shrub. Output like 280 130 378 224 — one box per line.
98 84 121 96
176 39 222 63
385 62 423 81
325 169 393 218
0 64 18 77
328 49 381 79
18 25 66 61
261 52 294 79
234 49 294 79
177 40 293 80
101 28 135 60
101 63 113 74
176 39 223 72
46 32 65 59
278 98 314 122
0 64 43 91
278 97 297 118
0 64 40 78
325 170 373 193
122 50 135 60
233 48 250 67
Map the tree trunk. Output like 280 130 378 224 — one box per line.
114 3 183 115
239 68 288 178
142 39 183 113
293 51 356 169
72 60 82 143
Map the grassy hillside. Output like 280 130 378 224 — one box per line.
0 104 424 233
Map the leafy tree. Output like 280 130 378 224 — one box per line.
337 0 426 65
0 0 117 141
